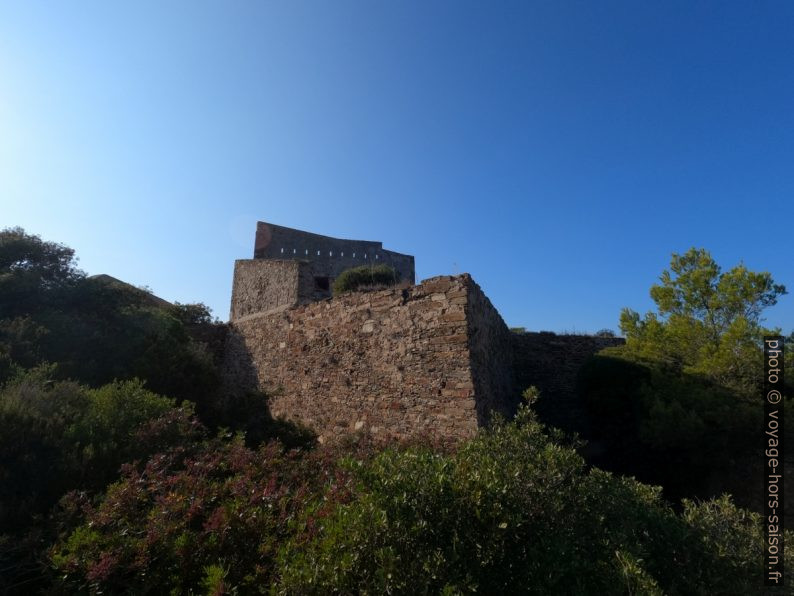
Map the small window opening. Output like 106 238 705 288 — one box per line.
314 276 330 291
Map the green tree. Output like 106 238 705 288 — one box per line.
619 247 787 393
0 228 223 407
0 227 83 318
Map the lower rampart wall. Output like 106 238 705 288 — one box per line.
224 275 514 443
512 332 625 433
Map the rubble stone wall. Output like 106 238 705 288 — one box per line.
224 274 518 444
225 268 623 444
229 259 301 321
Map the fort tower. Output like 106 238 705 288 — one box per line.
230 221 415 320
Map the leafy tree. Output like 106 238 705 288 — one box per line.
580 248 792 514
0 228 223 409
0 227 83 318
619 247 787 393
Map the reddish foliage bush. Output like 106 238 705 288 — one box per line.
52 436 353 594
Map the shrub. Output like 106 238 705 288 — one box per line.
577 347 786 507
275 402 787 594
679 496 791 593
0 374 203 593
49 396 792 594
0 374 200 532
332 265 398 296
52 437 348 595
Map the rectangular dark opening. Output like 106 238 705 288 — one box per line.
314 276 330 291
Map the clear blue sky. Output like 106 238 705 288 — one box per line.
2 1 792 332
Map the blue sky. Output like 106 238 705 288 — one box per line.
2 1 792 332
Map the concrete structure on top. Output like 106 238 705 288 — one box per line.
230 221 415 321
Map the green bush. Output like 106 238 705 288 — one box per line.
332 265 398 295
577 346 787 506
275 401 790 594
0 374 199 532
46 394 794 594
680 496 779 593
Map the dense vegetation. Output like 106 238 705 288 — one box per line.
52 395 793 595
1 230 791 593
578 248 793 511
331 264 400 295
0 227 224 409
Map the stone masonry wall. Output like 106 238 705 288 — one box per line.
512 332 625 433
223 274 518 444
229 259 301 321
464 277 517 424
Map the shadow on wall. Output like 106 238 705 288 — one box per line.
511 332 626 437
222 327 260 397
220 329 316 449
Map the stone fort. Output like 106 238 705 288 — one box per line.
224 221 623 444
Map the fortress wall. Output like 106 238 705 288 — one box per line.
224 275 516 444
229 259 301 321
511 332 625 433
457 276 518 424
226 256 621 444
